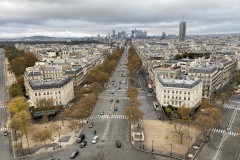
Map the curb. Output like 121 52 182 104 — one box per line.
130 124 184 160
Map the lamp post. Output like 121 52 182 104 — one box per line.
58 127 61 148
152 140 154 152
170 143 172 158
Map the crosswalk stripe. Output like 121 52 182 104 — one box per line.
212 128 239 137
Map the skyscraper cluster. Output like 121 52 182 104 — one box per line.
131 28 147 38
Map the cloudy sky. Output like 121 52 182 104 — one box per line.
0 0 240 38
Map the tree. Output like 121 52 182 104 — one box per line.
128 97 142 107
49 122 60 137
24 52 38 67
37 98 54 110
217 93 229 104
127 87 138 98
165 108 172 118
68 120 80 136
124 106 143 124
17 76 25 88
177 106 192 122
200 99 216 109
175 54 182 60
173 123 189 144
9 83 22 98
10 56 27 76
7 97 29 116
88 82 103 94
195 108 222 138
32 128 52 148
13 110 32 154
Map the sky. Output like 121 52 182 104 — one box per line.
0 0 240 38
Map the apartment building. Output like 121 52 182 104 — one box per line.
155 76 202 108
28 78 74 107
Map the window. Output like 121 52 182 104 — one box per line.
164 90 166 93
59 91 61 94
164 95 166 98
180 91 182 94
44 92 46 95
35 93 37 96
38 93 41 96
188 98 190 100
188 92 190 95
47 92 49 95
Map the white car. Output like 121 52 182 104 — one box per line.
92 136 99 144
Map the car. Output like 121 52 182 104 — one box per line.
204 136 210 143
114 107 118 111
119 81 122 84
100 111 104 115
116 99 119 103
76 134 85 143
70 150 79 159
111 91 114 94
92 136 99 144
3 131 8 136
122 81 125 84
110 98 113 102
80 141 87 148
88 122 93 128
116 141 121 148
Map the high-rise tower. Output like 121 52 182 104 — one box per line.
179 21 186 42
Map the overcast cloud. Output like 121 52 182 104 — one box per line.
0 0 239 38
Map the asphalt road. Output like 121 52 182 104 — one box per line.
22 47 172 160
195 96 240 160
0 48 12 160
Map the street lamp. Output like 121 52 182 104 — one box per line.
58 127 61 148
152 140 154 152
170 143 172 157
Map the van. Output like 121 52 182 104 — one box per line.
77 134 85 143
92 136 99 144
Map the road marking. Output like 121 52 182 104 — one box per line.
224 104 240 110
89 114 127 120
0 127 9 131
211 128 239 137
0 105 6 109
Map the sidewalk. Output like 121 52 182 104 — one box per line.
5 58 17 87
15 120 88 158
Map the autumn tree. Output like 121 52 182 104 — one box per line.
127 87 138 98
17 76 25 88
173 123 189 144
32 128 52 148
7 96 29 116
9 83 22 98
37 98 54 110
68 120 80 136
124 106 143 124
13 110 32 154
195 107 222 138
128 97 142 107
177 106 192 122
88 82 103 94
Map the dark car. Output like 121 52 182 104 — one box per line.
3 131 8 136
116 141 121 148
70 150 79 159
114 107 118 111
88 122 93 128
116 99 119 103
110 98 113 102
204 136 210 143
77 134 85 143
80 141 87 148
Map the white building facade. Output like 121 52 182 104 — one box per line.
155 76 202 108
28 78 74 107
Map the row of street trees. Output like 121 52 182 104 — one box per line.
7 97 32 156
124 46 143 124
4 45 38 97
59 48 124 127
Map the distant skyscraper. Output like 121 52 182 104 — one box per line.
162 32 166 39
179 21 186 42
112 30 115 37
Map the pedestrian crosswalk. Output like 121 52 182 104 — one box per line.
0 105 6 109
229 100 240 104
0 127 9 131
211 128 239 137
99 96 128 100
89 114 127 120
224 104 240 110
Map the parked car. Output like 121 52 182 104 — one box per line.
88 122 93 128
80 141 87 148
70 150 79 159
100 111 104 115
92 136 99 144
110 98 113 102
114 107 118 111
3 131 8 136
76 134 85 143
116 99 119 103
116 141 121 148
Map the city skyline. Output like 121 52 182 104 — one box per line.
0 0 240 38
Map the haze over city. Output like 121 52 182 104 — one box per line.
1 0 240 38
